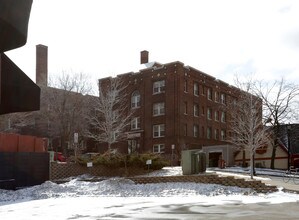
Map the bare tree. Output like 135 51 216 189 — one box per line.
86 77 132 150
255 78 299 169
228 77 271 179
40 72 93 155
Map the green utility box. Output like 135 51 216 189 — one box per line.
182 150 206 175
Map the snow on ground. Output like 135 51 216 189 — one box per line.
1 166 299 219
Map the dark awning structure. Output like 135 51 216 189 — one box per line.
0 53 40 114
0 0 40 115
0 0 32 52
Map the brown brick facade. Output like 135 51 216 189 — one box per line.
99 57 241 156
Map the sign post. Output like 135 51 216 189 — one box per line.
171 144 175 167
74 133 78 162
146 159 152 175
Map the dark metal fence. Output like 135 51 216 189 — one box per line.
0 152 49 189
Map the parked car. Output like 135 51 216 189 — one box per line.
53 152 66 162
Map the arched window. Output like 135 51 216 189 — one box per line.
131 90 140 108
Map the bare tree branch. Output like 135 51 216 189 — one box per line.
85 77 133 150
254 77 299 169
227 76 272 178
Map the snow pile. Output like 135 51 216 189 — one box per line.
1 166 299 206
0 177 252 204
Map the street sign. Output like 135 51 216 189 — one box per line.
74 133 78 144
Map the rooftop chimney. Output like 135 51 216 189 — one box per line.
140 50 149 64
36 44 48 87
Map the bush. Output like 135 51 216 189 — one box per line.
76 151 170 170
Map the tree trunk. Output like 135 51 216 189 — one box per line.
250 152 254 179
242 150 246 167
270 139 278 169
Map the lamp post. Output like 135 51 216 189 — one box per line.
287 124 291 169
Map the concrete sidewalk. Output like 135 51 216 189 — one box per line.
260 176 299 193
213 169 299 193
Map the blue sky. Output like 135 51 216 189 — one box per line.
6 0 299 86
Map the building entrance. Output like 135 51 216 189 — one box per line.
209 152 222 167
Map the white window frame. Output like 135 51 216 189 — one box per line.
184 102 188 115
207 108 212 120
153 102 165 116
215 91 220 102
214 129 219 140
193 124 199 137
153 80 165 94
184 80 188 93
221 129 226 140
221 93 226 104
153 124 165 138
207 88 212 100
131 91 141 108
215 111 219 121
131 117 140 130
194 82 199 96
153 144 165 153
194 104 199 117
221 112 226 123
207 127 212 139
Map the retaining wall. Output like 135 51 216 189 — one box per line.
50 162 149 180
128 175 278 193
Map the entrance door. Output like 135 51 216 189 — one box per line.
128 140 137 154
209 152 222 167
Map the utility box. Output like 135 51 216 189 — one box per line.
181 150 206 175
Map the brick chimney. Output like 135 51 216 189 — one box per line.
140 50 149 64
36 44 48 86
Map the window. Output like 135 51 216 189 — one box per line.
221 129 226 140
153 80 165 94
131 117 140 130
193 124 199 137
153 102 165 116
221 93 226 104
194 82 199 96
183 124 187 136
215 111 219 121
214 129 219 140
194 104 199 117
184 80 188 92
215 91 220 102
184 102 188 115
221 112 226 123
153 124 165 138
153 144 165 153
207 108 212 120
207 88 212 100
207 127 212 139
131 91 141 108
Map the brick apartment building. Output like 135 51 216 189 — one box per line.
99 51 241 159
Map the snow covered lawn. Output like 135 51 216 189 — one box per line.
1 167 299 219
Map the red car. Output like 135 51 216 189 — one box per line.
53 152 66 162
